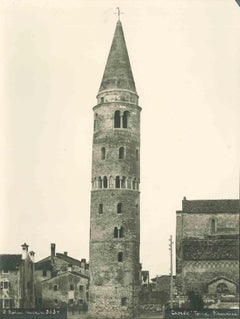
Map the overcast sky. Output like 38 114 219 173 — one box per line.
0 0 239 278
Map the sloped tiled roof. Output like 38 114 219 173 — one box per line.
180 199 240 214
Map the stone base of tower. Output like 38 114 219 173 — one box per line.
88 285 140 319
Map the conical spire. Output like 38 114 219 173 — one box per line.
98 20 137 94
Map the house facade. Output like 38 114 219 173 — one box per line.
0 243 35 309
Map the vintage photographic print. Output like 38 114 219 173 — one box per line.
0 1 239 318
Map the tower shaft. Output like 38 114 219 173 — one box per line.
89 20 141 319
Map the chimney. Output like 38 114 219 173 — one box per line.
21 242 29 260
51 243 56 257
64 251 68 256
29 251 35 262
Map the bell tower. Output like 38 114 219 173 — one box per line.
88 17 141 319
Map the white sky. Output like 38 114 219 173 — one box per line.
0 0 239 278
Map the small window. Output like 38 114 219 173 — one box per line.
132 179 136 190
115 176 120 188
119 147 125 159
114 111 121 128
54 299 58 305
2 269 9 274
53 285 58 291
119 227 124 238
121 297 127 306
98 177 102 189
69 299 74 305
3 281 9 289
101 97 104 103
42 270 47 277
103 176 108 188
94 113 98 131
122 111 129 128
101 147 106 160
211 218 216 234
121 176 126 188
79 285 84 292
99 204 103 214
136 150 139 161
70 284 74 291
118 252 123 262
135 204 139 214
114 227 118 238
117 203 122 214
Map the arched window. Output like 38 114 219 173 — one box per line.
115 176 120 188
114 227 118 238
98 177 102 189
211 218 216 234
117 203 122 214
135 204 139 214
103 176 108 188
132 179 136 190
122 111 129 128
94 113 98 131
101 147 106 160
114 111 121 128
99 204 103 214
121 176 126 188
119 147 125 159
119 226 124 238
118 252 123 262
136 149 139 161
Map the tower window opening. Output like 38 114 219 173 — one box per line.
135 204 139 214
101 97 104 103
94 113 98 131
115 176 120 188
119 226 124 238
117 203 122 214
101 147 106 160
119 147 125 159
136 149 139 161
103 176 108 188
114 227 118 238
122 111 129 128
118 252 123 262
99 204 103 214
211 218 217 234
132 179 136 190
121 297 127 306
114 111 121 128
98 177 102 189
121 176 126 188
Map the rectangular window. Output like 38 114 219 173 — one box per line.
70 284 74 291
121 297 127 306
2 269 9 274
99 204 103 214
3 282 9 289
42 270 47 277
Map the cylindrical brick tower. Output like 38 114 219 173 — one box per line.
88 19 141 319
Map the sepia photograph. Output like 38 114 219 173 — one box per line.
0 1 239 318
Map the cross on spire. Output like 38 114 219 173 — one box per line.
115 7 123 21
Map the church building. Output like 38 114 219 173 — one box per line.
176 197 239 299
88 16 141 319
